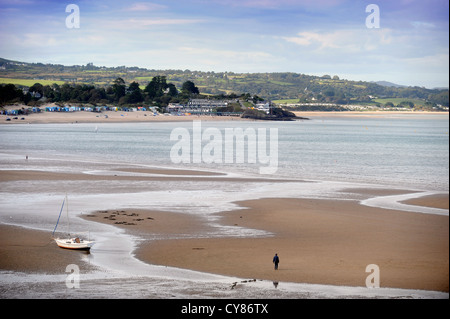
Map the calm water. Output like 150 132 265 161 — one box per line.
0 114 448 191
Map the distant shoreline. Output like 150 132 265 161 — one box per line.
293 111 449 117
0 111 248 124
0 103 249 124
1 103 447 124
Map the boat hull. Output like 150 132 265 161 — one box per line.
55 238 94 250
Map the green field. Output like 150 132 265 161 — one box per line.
135 76 154 82
272 99 300 104
269 80 294 86
0 77 67 86
374 97 426 106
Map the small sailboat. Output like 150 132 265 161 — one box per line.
54 236 94 250
52 196 94 250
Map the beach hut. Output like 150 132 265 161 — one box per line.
50 106 61 112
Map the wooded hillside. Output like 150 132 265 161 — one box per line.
1 58 448 109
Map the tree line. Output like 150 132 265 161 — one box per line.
0 76 201 107
2 59 448 107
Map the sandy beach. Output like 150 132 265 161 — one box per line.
0 104 247 124
1 104 447 125
84 194 449 292
402 194 449 210
0 224 96 274
293 111 449 118
4 168 446 290
0 167 448 293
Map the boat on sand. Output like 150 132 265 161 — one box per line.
52 196 94 250
54 237 93 250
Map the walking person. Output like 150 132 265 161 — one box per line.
273 253 280 270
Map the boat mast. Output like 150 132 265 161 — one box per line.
66 194 70 237
52 197 66 238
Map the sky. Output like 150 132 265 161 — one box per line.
0 0 448 88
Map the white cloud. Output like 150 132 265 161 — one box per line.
404 53 449 69
22 33 59 47
87 17 205 32
0 0 34 4
208 0 345 9
411 21 436 29
125 18 204 27
72 35 108 46
282 29 393 53
82 46 276 73
126 2 167 11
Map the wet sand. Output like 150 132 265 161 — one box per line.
0 169 290 186
1 168 448 293
0 168 225 182
0 225 96 274
83 195 449 292
402 194 449 210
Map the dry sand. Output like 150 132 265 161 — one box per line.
293 111 449 118
0 108 247 124
2 104 446 125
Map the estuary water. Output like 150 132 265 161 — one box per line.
0 113 448 191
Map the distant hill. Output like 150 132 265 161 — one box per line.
373 81 407 88
0 58 448 108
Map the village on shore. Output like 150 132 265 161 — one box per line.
3 96 446 123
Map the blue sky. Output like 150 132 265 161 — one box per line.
0 0 448 88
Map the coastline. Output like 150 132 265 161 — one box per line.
0 109 247 124
293 111 449 118
0 103 447 124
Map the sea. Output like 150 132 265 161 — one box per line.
0 113 448 299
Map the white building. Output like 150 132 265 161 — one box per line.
188 99 228 109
